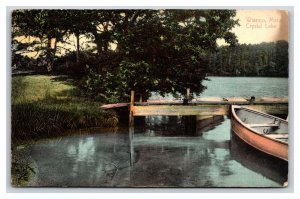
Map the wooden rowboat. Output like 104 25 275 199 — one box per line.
231 105 288 161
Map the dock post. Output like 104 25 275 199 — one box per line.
250 96 255 105
183 88 190 105
129 126 134 166
129 90 135 166
184 115 196 135
187 88 190 100
129 90 135 126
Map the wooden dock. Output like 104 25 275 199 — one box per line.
132 104 288 116
101 91 288 126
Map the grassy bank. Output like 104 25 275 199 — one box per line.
11 75 120 186
11 75 118 142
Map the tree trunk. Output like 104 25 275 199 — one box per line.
103 24 110 53
91 28 103 56
75 32 80 63
46 37 53 72
53 38 58 57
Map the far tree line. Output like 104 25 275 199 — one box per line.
207 41 289 77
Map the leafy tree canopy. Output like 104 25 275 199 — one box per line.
12 9 239 102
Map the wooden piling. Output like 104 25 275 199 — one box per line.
183 88 190 105
129 90 135 126
250 96 255 105
187 88 190 100
128 91 135 166
184 115 196 135
129 126 134 166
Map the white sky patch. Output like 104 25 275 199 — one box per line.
218 10 289 46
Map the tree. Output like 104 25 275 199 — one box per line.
12 9 240 102
12 10 69 71
111 9 239 100
207 41 288 77
61 10 93 63
275 40 289 77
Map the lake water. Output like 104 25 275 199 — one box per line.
202 77 288 97
17 77 289 187
150 76 289 98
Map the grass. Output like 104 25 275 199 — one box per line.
11 75 119 186
11 75 119 142
12 75 77 104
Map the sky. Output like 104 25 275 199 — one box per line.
218 10 289 45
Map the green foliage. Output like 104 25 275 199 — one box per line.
11 102 118 140
274 40 289 76
12 10 68 68
116 10 238 99
79 69 120 103
73 10 239 101
11 149 36 186
12 9 239 101
12 75 118 141
116 61 154 100
208 41 289 77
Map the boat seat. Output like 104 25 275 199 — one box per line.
265 133 288 140
248 123 280 128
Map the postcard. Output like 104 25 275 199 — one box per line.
11 9 289 188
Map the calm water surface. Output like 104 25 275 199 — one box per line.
23 117 287 187
202 77 288 97
19 77 288 187
150 77 288 98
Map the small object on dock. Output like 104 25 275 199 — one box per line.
222 98 228 101
250 96 255 104
183 98 188 105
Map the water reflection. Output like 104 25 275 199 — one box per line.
230 132 288 185
23 116 287 187
129 127 134 166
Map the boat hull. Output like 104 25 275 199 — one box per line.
231 106 288 161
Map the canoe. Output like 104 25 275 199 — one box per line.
231 105 288 161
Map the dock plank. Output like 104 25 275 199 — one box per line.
132 104 288 116
101 103 129 109
133 105 229 116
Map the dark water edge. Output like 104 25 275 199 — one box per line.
15 116 288 188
